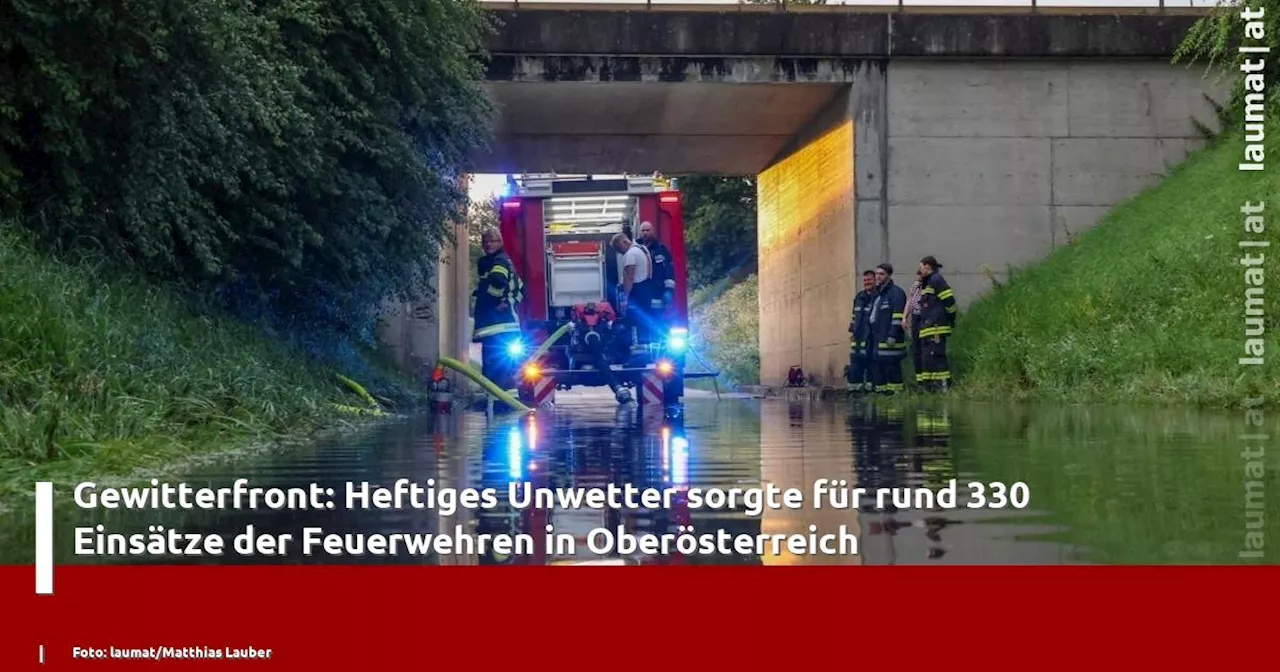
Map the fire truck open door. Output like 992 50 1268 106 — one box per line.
542 193 630 314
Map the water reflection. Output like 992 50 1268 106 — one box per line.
472 409 695 565
3 394 1277 565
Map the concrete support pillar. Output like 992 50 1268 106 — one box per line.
376 201 474 385
438 216 474 392
756 88 855 388
758 65 887 388
852 63 889 278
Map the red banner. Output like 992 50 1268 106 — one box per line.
1 565 1276 669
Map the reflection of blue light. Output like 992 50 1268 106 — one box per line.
667 327 687 353
506 340 526 357
671 437 689 486
508 427 523 480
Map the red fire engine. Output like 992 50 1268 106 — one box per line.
498 174 709 410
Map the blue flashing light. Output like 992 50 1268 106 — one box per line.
508 427 524 481
667 327 688 353
506 340 526 358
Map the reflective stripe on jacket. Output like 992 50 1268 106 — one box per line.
869 281 908 358
918 271 957 339
850 290 875 352
473 250 522 341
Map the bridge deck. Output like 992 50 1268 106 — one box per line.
479 2 1213 16
486 8 1207 58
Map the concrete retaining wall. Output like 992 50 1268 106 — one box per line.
756 58 1226 386
877 59 1225 304
376 219 473 383
758 90 856 387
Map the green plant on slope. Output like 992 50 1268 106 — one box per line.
1175 0 1280 125
689 275 760 387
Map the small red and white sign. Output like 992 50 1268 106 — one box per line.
640 372 664 407
531 375 556 407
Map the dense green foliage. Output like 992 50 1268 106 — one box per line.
0 0 493 345
0 222 414 504
676 175 758 289
1175 0 1278 125
953 124 1280 407
689 275 760 386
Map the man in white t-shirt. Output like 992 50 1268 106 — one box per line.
610 233 655 341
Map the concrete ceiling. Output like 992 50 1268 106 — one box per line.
470 81 847 175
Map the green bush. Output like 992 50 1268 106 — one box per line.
674 175 757 288
0 0 493 340
1175 0 1279 126
690 275 760 387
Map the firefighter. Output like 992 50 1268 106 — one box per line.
610 233 655 343
473 227 524 396
868 263 908 395
916 255 957 392
637 221 675 324
847 270 876 392
904 268 926 388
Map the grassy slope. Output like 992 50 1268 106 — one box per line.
954 125 1280 407
689 275 760 387
0 224 414 507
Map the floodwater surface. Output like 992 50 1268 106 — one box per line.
6 391 1277 565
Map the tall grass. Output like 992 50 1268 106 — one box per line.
0 222 410 503
953 124 1280 407
689 275 760 387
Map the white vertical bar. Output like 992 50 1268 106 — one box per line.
40 644 46 664
35 481 53 595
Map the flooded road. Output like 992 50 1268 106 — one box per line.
7 392 1278 565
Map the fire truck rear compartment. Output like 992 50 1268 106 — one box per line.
542 192 633 318
500 174 707 405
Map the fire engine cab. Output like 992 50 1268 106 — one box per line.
498 174 709 410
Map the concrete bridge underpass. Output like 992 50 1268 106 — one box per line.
390 4 1229 388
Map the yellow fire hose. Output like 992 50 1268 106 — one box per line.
331 373 385 417
525 322 573 367
432 324 570 413
438 356 532 413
